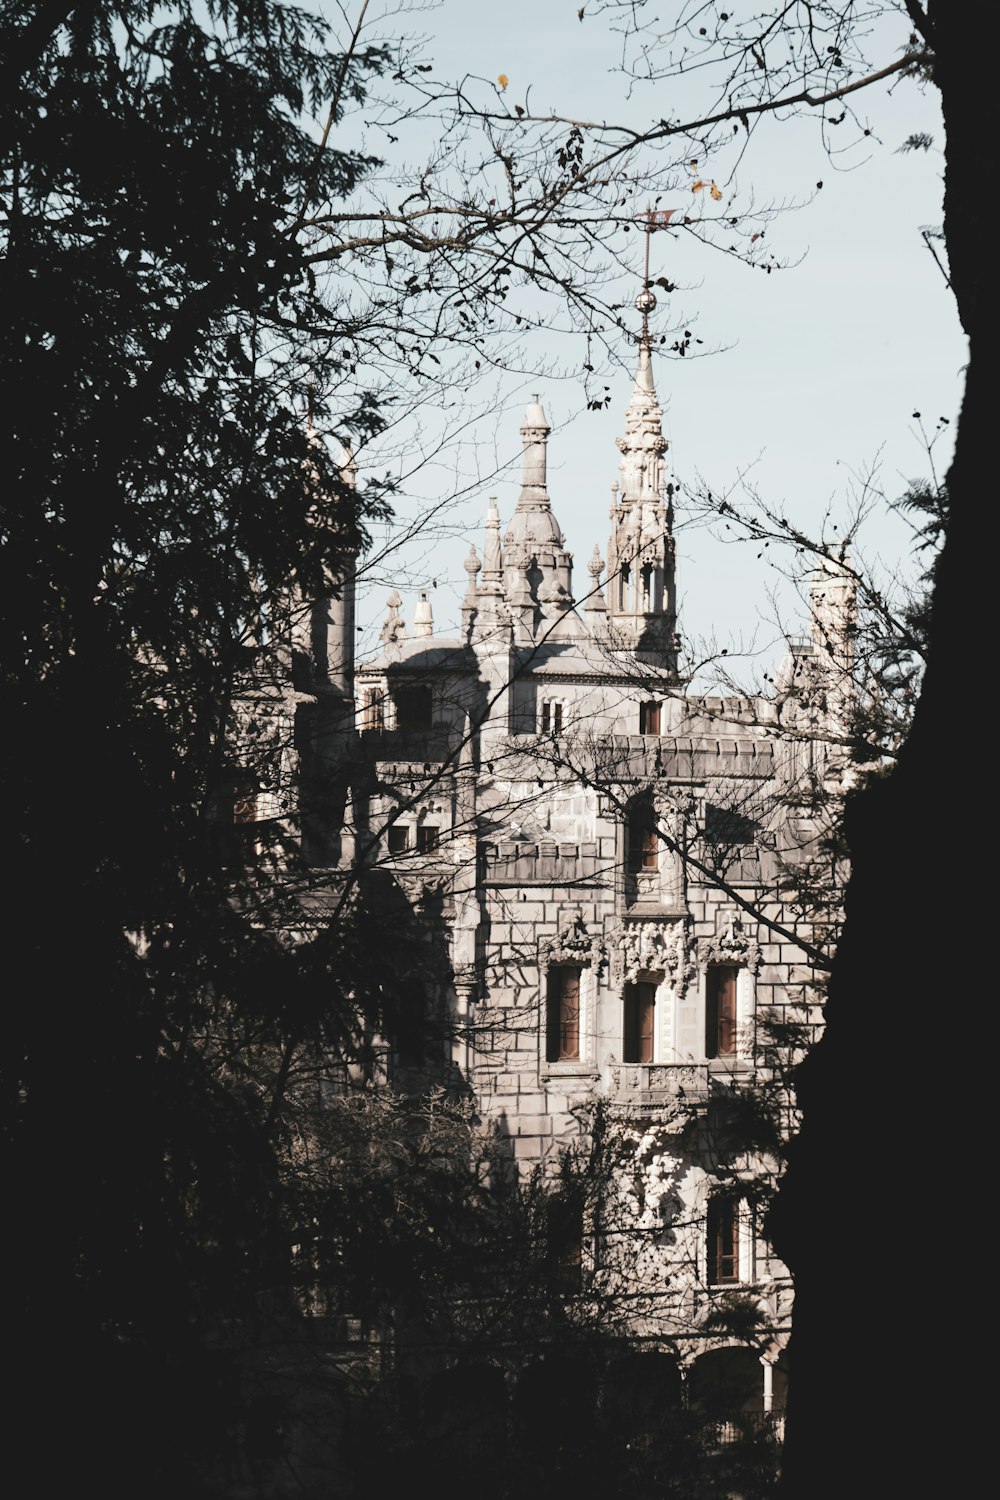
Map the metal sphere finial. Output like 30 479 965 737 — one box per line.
635 286 657 316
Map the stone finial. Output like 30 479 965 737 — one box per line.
482 497 503 585
380 589 406 651
584 543 608 619
463 543 481 593
461 544 481 641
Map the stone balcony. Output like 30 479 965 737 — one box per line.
607 1062 712 1105
606 1061 755 1106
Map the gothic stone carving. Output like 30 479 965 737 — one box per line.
539 916 603 969
697 911 762 974
609 918 694 990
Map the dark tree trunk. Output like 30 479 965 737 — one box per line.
771 4 992 1493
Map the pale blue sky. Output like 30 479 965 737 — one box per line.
338 1 965 683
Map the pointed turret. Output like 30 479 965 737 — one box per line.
606 315 678 670
471 497 512 646
502 396 574 636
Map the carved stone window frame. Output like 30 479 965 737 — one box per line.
538 919 603 1077
703 1186 756 1288
697 913 761 1064
608 917 694 1068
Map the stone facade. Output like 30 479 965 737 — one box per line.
251 333 852 1425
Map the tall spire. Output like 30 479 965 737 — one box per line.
472 497 512 645
604 254 678 671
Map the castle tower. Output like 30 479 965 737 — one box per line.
502 396 575 638
606 289 679 671
808 552 858 760
311 439 358 703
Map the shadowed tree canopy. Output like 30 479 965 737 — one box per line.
0 3 510 1493
2 1 989 1495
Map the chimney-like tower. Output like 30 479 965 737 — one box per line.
311 438 358 703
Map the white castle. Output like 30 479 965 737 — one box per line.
234 319 855 1443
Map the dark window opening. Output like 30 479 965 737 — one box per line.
628 803 659 873
546 1194 583 1295
387 825 410 854
639 701 661 735
623 981 656 1063
393 684 433 731
546 967 581 1063
707 1196 740 1284
706 964 738 1058
416 824 440 853
540 700 563 734
394 987 433 1070
211 772 269 864
704 803 759 845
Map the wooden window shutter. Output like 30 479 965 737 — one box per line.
623 982 656 1064
627 802 659 873
707 1197 739 1284
706 965 738 1058
547 968 580 1062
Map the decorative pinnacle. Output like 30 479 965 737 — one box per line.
635 207 667 343
635 285 657 340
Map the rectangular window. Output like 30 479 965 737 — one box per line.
639 701 661 735
707 1197 740 1284
623 981 656 1064
627 807 660 873
706 964 738 1059
540 700 563 734
361 688 385 732
393 684 433 731
416 824 440 853
546 967 580 1063
546 1195 583 1296
387 825 410 854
